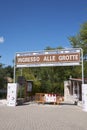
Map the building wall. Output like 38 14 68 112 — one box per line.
64 80 82 103
64 81 74 102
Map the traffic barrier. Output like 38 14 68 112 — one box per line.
35 93 64 104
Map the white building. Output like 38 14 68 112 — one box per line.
64 78 87 104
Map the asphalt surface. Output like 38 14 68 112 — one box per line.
0 102 87 130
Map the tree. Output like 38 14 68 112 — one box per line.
68 35 81 48
79 22 87 55
69 22 87 55
68 22 87 78
4 66 13 78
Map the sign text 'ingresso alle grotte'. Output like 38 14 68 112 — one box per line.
15 49 81 68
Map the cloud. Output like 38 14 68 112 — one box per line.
0 36 5 43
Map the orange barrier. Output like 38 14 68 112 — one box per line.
35 93 45 104
35 93 64 104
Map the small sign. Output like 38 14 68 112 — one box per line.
44 94 56 103
27 82 32 92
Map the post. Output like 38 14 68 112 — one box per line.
13 55 16 83
81 48 84 84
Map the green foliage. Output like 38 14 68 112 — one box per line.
68 35 81 48
69 22 87 55
36 66 65 94
79 22 87 55
33 79 41 93
16 68 35 81
0 65 13 98
80 22 87 42
69 21 87 78
15 66 66 95
45 46 63 50
17 86 25 98
44 46 55 50
0 66 8 89
4 66 13 78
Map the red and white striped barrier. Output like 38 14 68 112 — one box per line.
44 94 56 103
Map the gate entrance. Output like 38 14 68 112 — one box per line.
13 48 84 105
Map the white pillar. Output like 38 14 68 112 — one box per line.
82 84 87 112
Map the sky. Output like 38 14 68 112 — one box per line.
0 0 87 66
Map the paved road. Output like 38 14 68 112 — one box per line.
0 103 87 130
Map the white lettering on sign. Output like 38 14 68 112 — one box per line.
16 51 81 67
58 54 79 61
43 56 55 62
17 56 40 63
